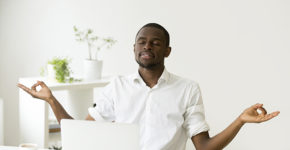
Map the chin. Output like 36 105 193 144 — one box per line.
141 64 159 69
136 59 160 69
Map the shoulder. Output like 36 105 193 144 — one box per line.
168 72 202 105
168 72 200 90
99 74 133 94
107 73 135 86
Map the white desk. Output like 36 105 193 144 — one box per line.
19 77 110 148
0 146 48 150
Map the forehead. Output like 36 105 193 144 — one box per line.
136 27 166 40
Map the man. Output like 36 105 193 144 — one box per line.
18 23 280 150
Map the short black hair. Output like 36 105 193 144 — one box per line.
136 23 170 47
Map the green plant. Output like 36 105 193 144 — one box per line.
73 26 117 60
48 58 71 83
41 57 80 83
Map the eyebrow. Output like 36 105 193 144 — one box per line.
137 37 162 41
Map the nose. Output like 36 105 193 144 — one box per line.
144 42 152 50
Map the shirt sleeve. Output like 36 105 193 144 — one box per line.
88 79 116 122
183 83 210 138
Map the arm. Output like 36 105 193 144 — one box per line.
18 81 95 123
46 95 73 123
191 103 280 150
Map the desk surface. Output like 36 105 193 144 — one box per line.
0 146 48 150
19 76 111 91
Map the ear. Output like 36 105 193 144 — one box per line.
164 47 171 57
133 44 136 52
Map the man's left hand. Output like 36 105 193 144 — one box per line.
239 103 280 124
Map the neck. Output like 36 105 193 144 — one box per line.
138 65 165 88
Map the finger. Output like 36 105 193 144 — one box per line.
251 103 263 110
31 82 40 91
17 83 33 94
257 107 267 115
270 111 280 117
37 81 48 88
259 111 280 122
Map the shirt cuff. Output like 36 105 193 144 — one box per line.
187 122 210 138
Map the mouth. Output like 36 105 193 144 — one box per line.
139 51 155 59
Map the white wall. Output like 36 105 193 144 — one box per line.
0 0 289 149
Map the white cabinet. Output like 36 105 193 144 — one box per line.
19 77 110 148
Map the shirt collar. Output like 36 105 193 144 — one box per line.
131 68 170 85
158 68 170 83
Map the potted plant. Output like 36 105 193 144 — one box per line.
41 57 77 83
73 26 116 81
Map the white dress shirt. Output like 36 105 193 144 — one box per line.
88 69 209 150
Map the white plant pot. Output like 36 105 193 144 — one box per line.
83 59 103 81
47 64 57 83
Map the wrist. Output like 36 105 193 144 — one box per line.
46 95 55 104
237 115 246 125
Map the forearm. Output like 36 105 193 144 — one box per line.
204 117 244 150
47 96 73 124
193 104 279 150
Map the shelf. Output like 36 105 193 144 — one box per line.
19 76 111 91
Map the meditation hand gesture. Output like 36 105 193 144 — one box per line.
18 81 53 102
239 103 280 124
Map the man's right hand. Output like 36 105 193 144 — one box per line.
18 81 53 102
18 81 74 123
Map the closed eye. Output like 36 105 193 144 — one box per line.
138 40 146 44
153 41 161 46
137 38 146 44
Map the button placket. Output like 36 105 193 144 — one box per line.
145 88 152 113
142 88 152 140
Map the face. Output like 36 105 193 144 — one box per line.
134 27 171 69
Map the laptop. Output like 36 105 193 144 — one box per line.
61 119 140 150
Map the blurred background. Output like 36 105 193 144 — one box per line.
0 0 289 149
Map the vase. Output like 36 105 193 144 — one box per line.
83 59 103 81
47 64 57 83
